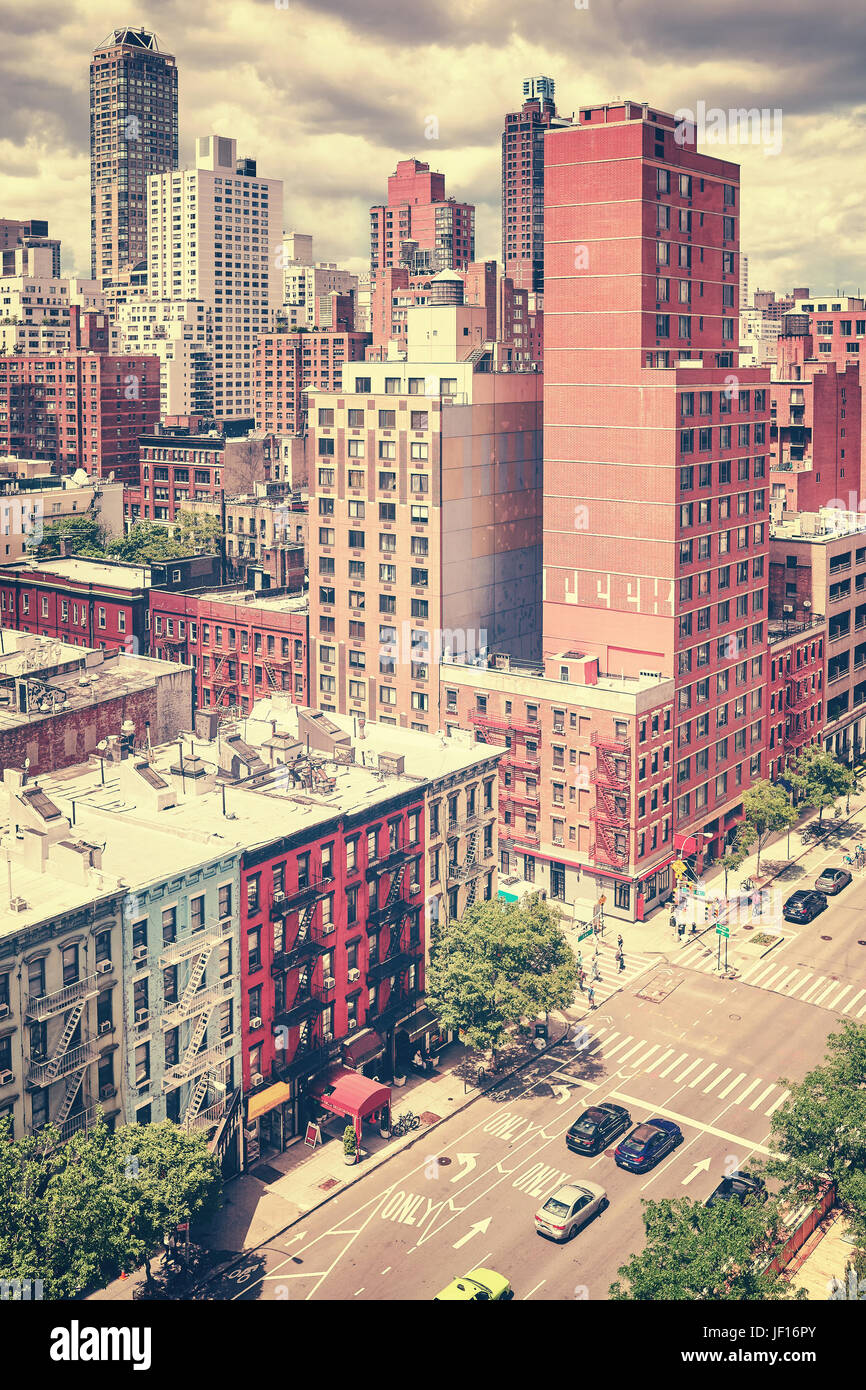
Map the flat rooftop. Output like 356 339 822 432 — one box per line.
0 556 153 587
187 587 308 613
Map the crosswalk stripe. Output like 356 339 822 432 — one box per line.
604 1035 636 1058
673 1058 703 1084
823 984 853 1011
750 1083 775 1111
703 1067 732 1094
658 1051 689 1078
785 973 815 997
765 1090 790 1117
747 962 781 986
857 998 866 1018
644 1048 676 1074
812 981 843 1006
630 1043 663 1068
800 976 831 1002
734 1077 761 1106
689 1063 717 1088
719 1071 747 1099
762 965 795 989
615 1040 650 1065
586 1032 613 1054
774 968 804 993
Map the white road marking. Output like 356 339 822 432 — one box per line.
689 1063 717 1089
604 1035 635 1058
629 1043 662 1068
608 1091 780 1157
734 1077 761 1106
615 1039 649 1065
749 1084 776 1112
381 1266 391 1274
800 976 831 1002
703 1067 732 1094
644 1047 675 1074
823 984 852 1010
354 1287 365 1296
718 1071 747 1099
523 1280 546 1300
842 988 866 1014
812 981 843 1006
765 1090 790 1118
658 1051 689 1078
673 1058 703 1084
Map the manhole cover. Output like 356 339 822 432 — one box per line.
436 1156 452 1166
820 935 832 941
743 924 753 931
319 1177 339 1191
729 1014 741 1021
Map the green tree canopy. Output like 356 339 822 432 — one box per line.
610 1195 805 1301
36 514 106 559
0 1114 222 1298
790 745 856 824
764 1022 866 1260
425 894 578 1055
736 779 797 874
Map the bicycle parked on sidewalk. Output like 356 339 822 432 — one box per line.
390 1110 421 1137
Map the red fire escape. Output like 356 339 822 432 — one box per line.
588 732 631 868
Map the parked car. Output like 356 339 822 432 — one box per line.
705 1171 767 1207
534 1182 608 1241
566 1103 631 1155
782 889 828 923
614 1118 683 1172
815 867 853 896
434 1268 513 1301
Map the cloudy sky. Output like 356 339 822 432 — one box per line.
1 0 864 293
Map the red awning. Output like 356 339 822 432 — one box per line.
309 1066 391 1123
674 832 699 855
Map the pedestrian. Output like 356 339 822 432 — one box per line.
577 950 582 970
588 986 596 1009
678 919 686 940
592 959 601 981
669 911 677 933
578 967 586 991
616 949 625 973
617 934 623 952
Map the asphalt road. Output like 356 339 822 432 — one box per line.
207 967 842 1302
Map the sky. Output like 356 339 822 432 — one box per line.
0 0 864 294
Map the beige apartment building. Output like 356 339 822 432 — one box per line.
307 276 542 732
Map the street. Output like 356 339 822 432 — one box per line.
203 860 865 1301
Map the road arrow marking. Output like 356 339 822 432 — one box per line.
682 1157 713 1185
553 1085 571 1105
451 1153 479 1182
452 1216 492 1250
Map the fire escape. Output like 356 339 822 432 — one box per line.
26 970 104 1137
211 652 239 710
269 876 331 1089
261 643 294 694
470 712 540 851
588 732 631 868
159 919 230 1130
783 674 814 756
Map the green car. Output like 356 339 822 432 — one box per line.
434 1267 513 1301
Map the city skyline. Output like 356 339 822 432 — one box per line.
0 0 863 288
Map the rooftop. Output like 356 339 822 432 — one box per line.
186 587 308 613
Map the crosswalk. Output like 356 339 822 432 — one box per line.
676 939 866 1018
566 1023 790 1117
569 941 658 1007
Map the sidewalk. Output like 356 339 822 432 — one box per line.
788 1211 860 1299
89 1014 571 1300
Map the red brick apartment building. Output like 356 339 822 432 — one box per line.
127 427 272 524
370 158 474 282
149 586 308 713
254 328 370 436
501 76 573 293
541 101 771 885
766 617 826 779
0 315 159 484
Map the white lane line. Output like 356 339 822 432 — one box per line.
703 1067 732 1094
604 1035 636 1058
841 988 866 1015
750 1083 776 1112
765 1090 790 1117
734 1077 761 1106
607 1090 780 1158
354 1287 365 1296
645 1048 676 1075
689 1063 717 1089
523 1280 546 1300
381 1266 391 1275
658 1051 689 1078
718 1071 747 1099
673 1058 703 1084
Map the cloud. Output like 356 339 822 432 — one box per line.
0 0 861 290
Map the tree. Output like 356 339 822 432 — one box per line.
790 745 857 825
36 514 106 559
106 521 196 563
425 895 578 1056
0 1113 222 1298
735 779 797 876
764 1022 866 1261
610 1195 805 1300
720 831 750 896
175 510 223 556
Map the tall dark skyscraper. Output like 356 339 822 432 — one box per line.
501 76 571 293
90 27 178 284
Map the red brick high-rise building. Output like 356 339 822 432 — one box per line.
370 159 474 285
543 101 771 879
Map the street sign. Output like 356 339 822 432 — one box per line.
716 925 730 938
578 927 594 942
304 1123 321 1148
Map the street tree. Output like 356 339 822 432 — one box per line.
425 894 577 1057
790 745 856 825
736 779 797 876
36 514 106 559
610 1195 805 1301
763 1021 866 1261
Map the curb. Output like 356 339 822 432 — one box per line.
195 1015 574 1294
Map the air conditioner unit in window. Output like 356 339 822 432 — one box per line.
0 1004 9 1019
132 945 147 961
0 1069 13 1085
323 977 335 990
97 960 113 974
273 889 285 902
99 1084 116 1100
409 881 420 895
98 1019 112 1036
251 1072 264 1087
135 1009 150 1025
347 1019 358 1030
347 967 360 981
323 1030 334 1042
249 1016 262 1031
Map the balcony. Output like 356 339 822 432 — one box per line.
501 754 539 773
280 1037 341 1081
365 842 413 878
161 980 225 1030
589 806 631 829
371 986 421 1032
159 923 224 968
368 946 418 983
500 790 540 809
590 731 630 755
590 767 630 791
274 989 326 1029
163 1041 227 1088
25 971 103 1022
28 1038 101 1088
270 877 327 917
589 841 629 868
271 936 327 975
470 711 537 737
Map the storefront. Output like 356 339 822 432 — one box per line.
245 1081 296 1164
309 1067 392 1142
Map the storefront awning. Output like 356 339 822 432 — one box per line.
247 1081 293 1122
342 1027 384 1067
310 1066 391 1123
406 1007 439 1040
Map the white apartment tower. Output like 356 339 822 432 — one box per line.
148 135 284 421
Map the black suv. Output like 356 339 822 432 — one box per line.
782 889 828 923
566 1103 631 1155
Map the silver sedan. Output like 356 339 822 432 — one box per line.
534 1181 608 1242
